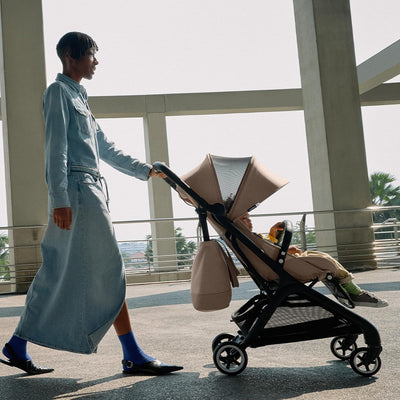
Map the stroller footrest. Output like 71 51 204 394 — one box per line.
322 274 355 308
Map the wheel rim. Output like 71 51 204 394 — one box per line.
331 337 357 360
350 348 381 376
213 342 247 375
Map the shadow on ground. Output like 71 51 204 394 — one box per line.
0 361 376 400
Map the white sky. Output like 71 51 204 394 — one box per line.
1 0 400 239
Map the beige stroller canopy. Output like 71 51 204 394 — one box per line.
180 154 289 219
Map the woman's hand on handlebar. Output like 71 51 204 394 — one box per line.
148 168 166 179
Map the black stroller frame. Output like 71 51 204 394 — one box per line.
154 162 382 377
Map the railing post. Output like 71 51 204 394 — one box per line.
395 223 400 256
299 213 307 251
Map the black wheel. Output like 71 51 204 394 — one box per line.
330 336 357 360
212 333 235 352
350 347 382 377
213 341 248 375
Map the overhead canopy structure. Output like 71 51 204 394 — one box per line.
1 0 400 293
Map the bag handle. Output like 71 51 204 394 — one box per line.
215 240 240 288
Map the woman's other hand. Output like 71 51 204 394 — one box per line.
53 207 72 230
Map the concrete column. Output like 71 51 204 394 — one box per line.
143 105 177 275
0 0 48 291
293 0 376 269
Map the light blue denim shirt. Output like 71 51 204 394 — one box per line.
43 73 152 209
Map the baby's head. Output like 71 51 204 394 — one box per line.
239 213 253 231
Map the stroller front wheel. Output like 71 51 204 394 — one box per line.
330 336 358 360
213 341 248 375
350 347 382 377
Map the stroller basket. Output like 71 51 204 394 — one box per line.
232 294 335 334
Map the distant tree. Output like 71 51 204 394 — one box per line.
145 227 197 267
369 172 400 223
144 234 153 263
0 234 10 281
291 221 316 250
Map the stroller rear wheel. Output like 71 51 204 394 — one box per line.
213 341 248 375
330 336 358 360
212 333 235 351
350 347 382 377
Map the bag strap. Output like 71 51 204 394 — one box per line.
215 240 240 288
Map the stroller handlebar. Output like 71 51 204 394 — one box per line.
153 161 212 211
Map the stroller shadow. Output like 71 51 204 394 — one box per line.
0 362 376 400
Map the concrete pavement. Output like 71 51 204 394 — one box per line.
0 267 399 399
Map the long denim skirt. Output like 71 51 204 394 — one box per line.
15 172 126 354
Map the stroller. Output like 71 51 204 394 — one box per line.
153 154 382 377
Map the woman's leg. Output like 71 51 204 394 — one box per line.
113 301 155 366
113 301 133 336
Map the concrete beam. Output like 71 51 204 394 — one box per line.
163 89 304 115
88 89 304 118
88 95 146 118
88 82 400 120
360 82 400 106
357 39 400 94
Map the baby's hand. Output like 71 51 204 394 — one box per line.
269 222 284 239
288 245 303 256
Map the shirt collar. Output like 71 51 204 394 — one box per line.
56 73 88 100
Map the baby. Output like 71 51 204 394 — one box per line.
239 213 388 308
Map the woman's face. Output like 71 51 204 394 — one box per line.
68 47 99 82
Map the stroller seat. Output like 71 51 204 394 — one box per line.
232 218 338 283
212 216 354 307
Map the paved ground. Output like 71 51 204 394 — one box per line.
0 267 399 400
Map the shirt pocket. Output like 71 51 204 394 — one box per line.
79 173 98 185
71 99 92 136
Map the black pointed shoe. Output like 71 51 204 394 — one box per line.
122 359 183 375
0 343 54 375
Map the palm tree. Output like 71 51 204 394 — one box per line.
369 172 400 206
0 234 10 280
369 172 400 223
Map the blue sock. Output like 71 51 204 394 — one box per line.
118 331 155 368
2 335 31 361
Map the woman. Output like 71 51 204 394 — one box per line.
1 32 182 376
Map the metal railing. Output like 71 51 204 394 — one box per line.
1 206 399 293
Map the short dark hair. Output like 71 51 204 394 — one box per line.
56 32 98 61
